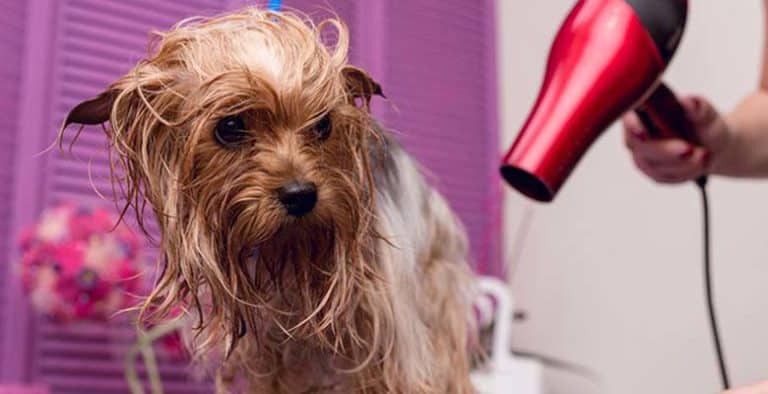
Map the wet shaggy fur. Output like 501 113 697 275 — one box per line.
63 7 478 393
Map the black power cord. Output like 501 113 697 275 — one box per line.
696 176 730 390
636 107 729 390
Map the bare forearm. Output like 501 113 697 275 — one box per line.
716 0 768 177
715 91 768 177
720 0 768 177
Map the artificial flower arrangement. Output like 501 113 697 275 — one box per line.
18 203 188 393
18 203 144 322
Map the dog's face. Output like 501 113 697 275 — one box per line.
64 9 384 353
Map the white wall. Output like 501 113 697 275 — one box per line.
498 1 768 393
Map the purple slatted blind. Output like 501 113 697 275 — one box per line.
0 0 27 361
38 1 225 392
282 0 358 61
280 1 500 273
382 0 499 273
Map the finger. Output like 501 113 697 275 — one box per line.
630 138 695 166
643 147 708 173
633 155 680 184
632 150 707 184
680 95 718 127
623 112 649 149
680 95 726 147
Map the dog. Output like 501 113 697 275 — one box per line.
63 8 479 393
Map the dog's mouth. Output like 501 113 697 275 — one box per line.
221 182 349 266
243 205 335 254
245 221 337 280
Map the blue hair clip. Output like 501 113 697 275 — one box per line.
267 0 282 11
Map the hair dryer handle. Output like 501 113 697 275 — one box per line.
636 82 708 186
635 82 698 144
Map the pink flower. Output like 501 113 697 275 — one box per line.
17 203 148 323
84 234 124 275
36 205 73 243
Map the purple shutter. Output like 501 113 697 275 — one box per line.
286 1 500 273
0 0 28 366
380 1 500 274
381 1 500 273
33 1 225 392
282 0 359 61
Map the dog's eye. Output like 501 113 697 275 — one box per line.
313 114 332 140
215 115 248 147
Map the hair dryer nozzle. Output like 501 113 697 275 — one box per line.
500 165 556 202
501 0 687 202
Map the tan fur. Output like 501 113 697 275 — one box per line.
62 7 478 393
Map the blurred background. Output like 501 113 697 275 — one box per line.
2 0 768 393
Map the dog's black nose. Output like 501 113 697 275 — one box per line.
277 181 317 217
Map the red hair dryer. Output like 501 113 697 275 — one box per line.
501 0 696 202
502 2 733 389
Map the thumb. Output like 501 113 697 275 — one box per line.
680 95 719 127
679 95 726 149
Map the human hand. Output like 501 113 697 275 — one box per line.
623 96 732 183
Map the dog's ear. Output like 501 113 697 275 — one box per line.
64 89 118 129
342 66 384 107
